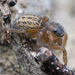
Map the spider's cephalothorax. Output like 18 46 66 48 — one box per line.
51 22 65 37
0 15 68 65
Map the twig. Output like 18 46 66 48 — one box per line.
37 47 75 75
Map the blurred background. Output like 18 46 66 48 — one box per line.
0 0 75 75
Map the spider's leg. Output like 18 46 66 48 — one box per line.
42 16 49 24
37 31 44 53
1 28 32 38
55 38 63 55
46 30 53 49
56 38 62 45
63 33 68 47
52 43 67 65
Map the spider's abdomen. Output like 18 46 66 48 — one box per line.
12 14 43 33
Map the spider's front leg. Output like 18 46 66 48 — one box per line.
37 31 44 53
63 33 68 47
46 30 54 49
52 43 67 65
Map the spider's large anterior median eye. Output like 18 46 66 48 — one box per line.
53 29 57 34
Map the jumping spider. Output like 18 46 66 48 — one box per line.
1 14 68 65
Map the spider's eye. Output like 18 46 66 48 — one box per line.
53 29 57 33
